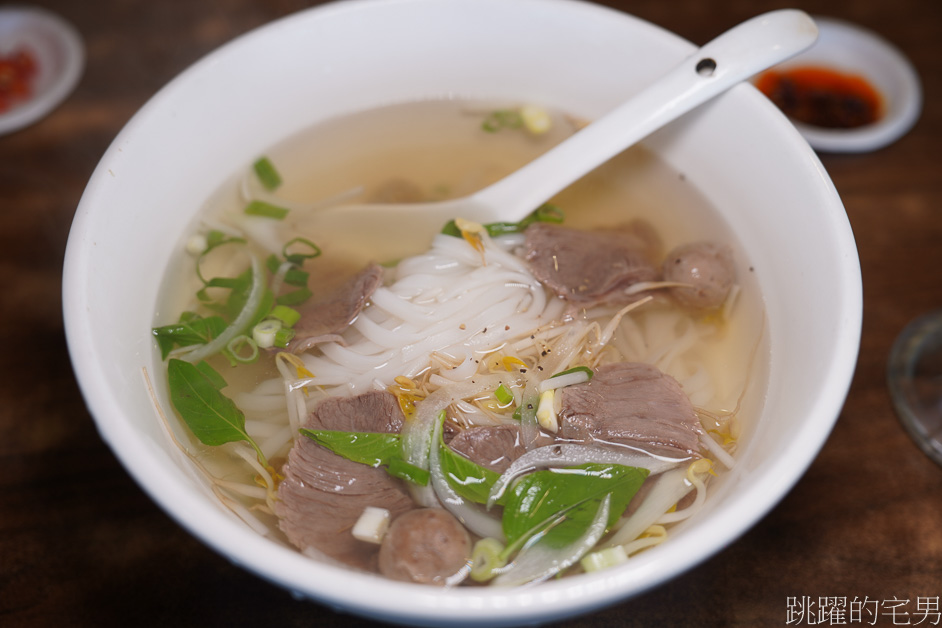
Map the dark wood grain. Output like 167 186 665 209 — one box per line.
2 1 940 626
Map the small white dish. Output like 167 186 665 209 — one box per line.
0 5 84 135
763 16 922 153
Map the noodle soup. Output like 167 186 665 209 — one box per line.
153 100 767 585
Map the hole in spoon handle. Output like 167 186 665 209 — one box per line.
696 58 717 76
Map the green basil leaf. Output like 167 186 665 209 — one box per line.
152 314 226 360
502 463 648 549
168 358 251 447
439 442 502 505
194 360 227 390
387 457 430 486
300 429 401 467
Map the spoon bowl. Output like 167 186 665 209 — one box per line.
296 9 817 259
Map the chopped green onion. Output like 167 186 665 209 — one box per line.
253 319 282 349
441 204 566 238
550 365 594 380
351 507 391 544
244 200 289 220
253 156 282 191
226 334 259 363
284 268 309 287
536 389 558 432
273 327 296 348
580 545 629 573
522 203 565 227
283 237 321 264
194 233 247 287
495 384 514 406
440 220 462 237
482 109 523 133
520 105 552 135
276 287 313 306
470 537 508 582
205 229 237 249
268 304 301 328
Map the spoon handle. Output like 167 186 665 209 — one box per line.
472 9 818 219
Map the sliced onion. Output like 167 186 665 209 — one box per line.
401 374 517 470
428 412 505 540
493 494 611 586
487 444 686 508
538 370 590 392
182 253 265 363
602 467 691 549
517 377 542 450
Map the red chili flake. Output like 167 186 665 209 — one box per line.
0 47 39 114
755 65 883 129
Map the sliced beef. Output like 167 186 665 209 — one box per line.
276 390 415 571
377 508 471 585
288 262 383 353
448 424 554 473
558 362 703 458
662 242 735 311
523 222 659 307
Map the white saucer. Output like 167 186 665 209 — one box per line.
766 16 922 153
0 6 84 136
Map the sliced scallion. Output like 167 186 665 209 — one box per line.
550 365 594 380
276 287 313 306
273 327 296 348
252 156 282 191
441 203 566 238
284 268 309 287
244 200 289 220
494 383 514 406
268 304 301 328
226 334 259 363
283 237 321 264
253 319 282 349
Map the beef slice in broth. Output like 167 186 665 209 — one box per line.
523 222 660 307
448 424 555 473
276 390 415 571
288 262 384 352
558 362 703 458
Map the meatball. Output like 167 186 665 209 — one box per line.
663 242 735 310
377 508 471 585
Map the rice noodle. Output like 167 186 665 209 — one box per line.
294 235 556 395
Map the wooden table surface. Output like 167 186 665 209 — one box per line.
2 0 940 626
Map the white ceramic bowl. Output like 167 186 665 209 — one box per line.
62 1 862 625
